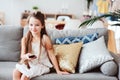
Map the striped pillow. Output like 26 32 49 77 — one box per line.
55 33 99 44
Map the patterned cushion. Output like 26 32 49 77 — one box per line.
55 33 99 44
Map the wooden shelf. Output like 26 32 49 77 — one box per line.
20 19 27 27
20 12 73 27
20 10 30 27
44 13 73 20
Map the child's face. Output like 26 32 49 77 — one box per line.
28 17 43 34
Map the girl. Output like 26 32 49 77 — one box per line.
13 11 69 80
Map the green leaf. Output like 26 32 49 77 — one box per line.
79 11 120 28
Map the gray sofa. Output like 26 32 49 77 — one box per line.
0 25 120 80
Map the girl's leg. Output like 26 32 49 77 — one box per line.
21 74 30 80
13 69 22 80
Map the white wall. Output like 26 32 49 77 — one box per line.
0 0 87 25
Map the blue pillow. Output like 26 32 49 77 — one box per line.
55 33 99 44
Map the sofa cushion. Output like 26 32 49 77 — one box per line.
47 28 108 45
63 19 81 30
0 62 117 80
32 72 117 80
55 33 99 44
53 42 83 73
0 26 23 61
100 60 118 76
0 62 17 80
79 36 114 73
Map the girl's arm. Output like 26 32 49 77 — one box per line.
20 37 31 60
43 35 69 74
21 37 27 59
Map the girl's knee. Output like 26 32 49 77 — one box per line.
21 74 30 80
13 69 21 80
13 69 20 75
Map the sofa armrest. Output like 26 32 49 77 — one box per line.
108 30 117 53
110 52 120 79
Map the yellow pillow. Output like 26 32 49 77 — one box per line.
53 42 83 73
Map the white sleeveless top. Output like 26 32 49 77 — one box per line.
30 42 53 68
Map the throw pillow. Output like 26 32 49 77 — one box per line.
53 42 83 73
100 60 118 76
55 33 99 44
79 36 114 73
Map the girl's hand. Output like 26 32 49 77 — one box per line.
56 70 70 75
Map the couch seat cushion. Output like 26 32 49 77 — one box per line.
0 62 117 80
0 62 17 80
31 72 117 80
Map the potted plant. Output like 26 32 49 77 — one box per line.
32 6 39 11
79 9 120 27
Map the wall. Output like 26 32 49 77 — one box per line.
0 0 87 25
